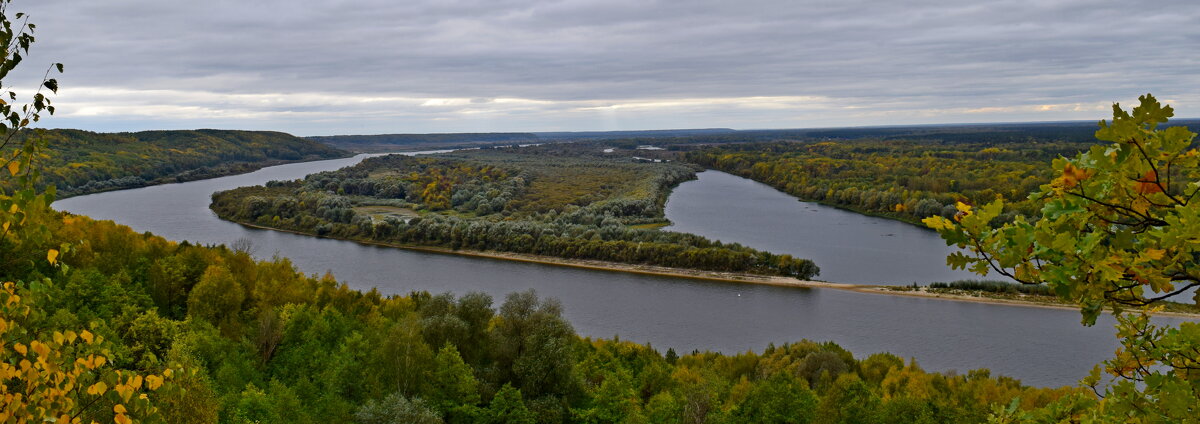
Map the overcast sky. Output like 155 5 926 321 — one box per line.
11 0 1200 135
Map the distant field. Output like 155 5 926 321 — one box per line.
352 205 419 221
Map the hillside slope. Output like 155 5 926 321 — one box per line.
12 129 349 197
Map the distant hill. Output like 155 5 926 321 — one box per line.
534 128 737 140
310 133 540 152
16 129 349 197
309 129 740 152
312 119 1200 153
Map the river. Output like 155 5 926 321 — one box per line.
664 170 983 285
53 153 1189 388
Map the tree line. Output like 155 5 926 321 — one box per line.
682 139 1090 225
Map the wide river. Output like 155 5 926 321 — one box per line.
55 153 1191 388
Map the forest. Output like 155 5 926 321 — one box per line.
3 129 348 197
210 145 820 279
681 139 1080 225
0 207 1086 423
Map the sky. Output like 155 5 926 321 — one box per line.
11 0 1200 135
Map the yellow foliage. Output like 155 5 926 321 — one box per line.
1 280 171 421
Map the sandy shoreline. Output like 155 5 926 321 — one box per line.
232 221 1200 319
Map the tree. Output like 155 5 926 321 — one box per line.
0 1 172 422
491 290 579 399
484 384 535 424
814 375 880 424
730 372 817 424
575 370 644 424
353 392 443 424
925 94 1200 420
186 265 245 334
425 344 480 419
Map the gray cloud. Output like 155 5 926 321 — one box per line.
11 0 1200 134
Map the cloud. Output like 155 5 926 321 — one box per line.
11 0 1200 134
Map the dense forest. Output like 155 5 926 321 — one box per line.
0 209 1087 423
210 146 819 279
682 140 1081 225
5 129 348 197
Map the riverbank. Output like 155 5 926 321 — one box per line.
858 287 1200 319
57 153 355 199
230 220 846 288
230 220 1200 319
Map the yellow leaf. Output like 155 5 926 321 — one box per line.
115 384 133 402
922 216 955 231
5 160 17 176
13 343 27 356
1144 248 1166 261
113 404 126 414
30 341 49 358
146 375 163 390
47 249 59 265
955 201 972 214
80 330 93 344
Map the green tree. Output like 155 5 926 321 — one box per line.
148 255 192 319
814 375 881 424
374 315 434 397
425 344 480 419
576 370 644 424
186 265 245 333
925 94 1200 421
485 384 535 424
731 372 817 423
491 290 579 399
354 392 443 424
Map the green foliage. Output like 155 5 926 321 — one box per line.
187 265 246 333
353 392 443 424
926 94 1200 421
427 344 481 420
729 372 816 423
815 375 882 424
491 290 580 400
485 384 535 424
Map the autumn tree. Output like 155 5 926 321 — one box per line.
925 94 1200 421
0 1 178 422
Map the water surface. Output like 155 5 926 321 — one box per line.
54 154 1188 387
665 170 983 285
